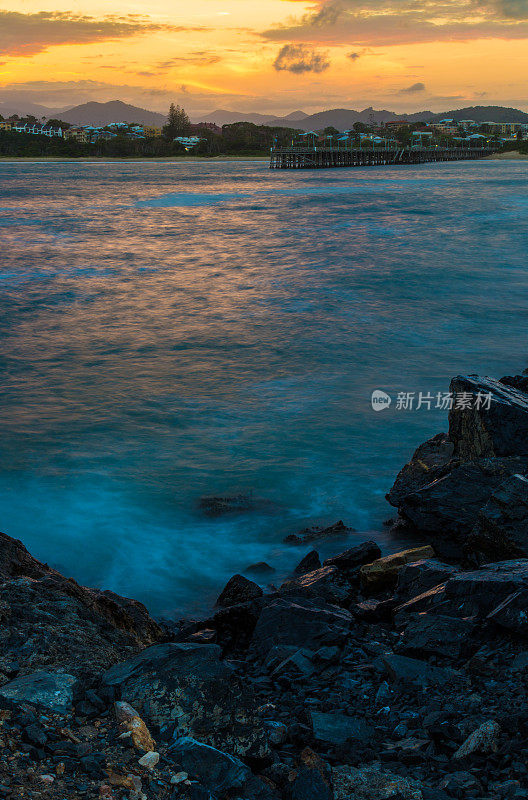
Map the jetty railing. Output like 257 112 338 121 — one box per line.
269 145 496 169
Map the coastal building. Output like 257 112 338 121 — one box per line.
143 126 163 137
0 121 13 131
64 127 89 143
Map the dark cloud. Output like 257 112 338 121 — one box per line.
0 10 204 57
400 82 426 93
348 51 361 60
262 0 528 46
273 44 330 73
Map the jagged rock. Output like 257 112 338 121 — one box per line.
397 458 528 544
279 566 349 604
288 748 333 800
293 550 321 575
382 654 468 687
271 649 315 681
103 643 270 759
449 375 528 460
310 711 374 746
487 588 528 633
114 701 155 752
250 597 352 658
467 473 528 560
501 374 528 393
0 671 78 714
283 520 355 545
167 737 250 794
393 583 449 626
215 574 263 607
208 598 265 654
323 541 381 574
387 433 455 507
360 546 435 593
444 560 528 617
395 614 478 660
333 763 423 800
395 559 459 602
0 531 163 678
453 720 501 759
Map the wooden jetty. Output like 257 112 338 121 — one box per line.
269 145 496 169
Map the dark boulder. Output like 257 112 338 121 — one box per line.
167 737 250 795
323 541 381 574
444 560 528 618
397 457 528 544
0 671 79 715
283 520 355 545
395 559 459 602
215 574 263 608
0 531 164 679
395 614 478 660
310 711 374 746
448 375 528 460
500 374 528 393
208 598 265 654
387 433 455 507
466 473 528 561
250 597 352 658
487 588 528 634
382 654 468 687
287 748 333 800
103 643 271 758
279 566 349 605
293 550 321 575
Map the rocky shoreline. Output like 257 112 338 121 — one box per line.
1 370 528 799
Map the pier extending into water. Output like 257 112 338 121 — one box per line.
269 145 496 169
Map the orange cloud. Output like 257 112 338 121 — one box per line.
0 10 206 57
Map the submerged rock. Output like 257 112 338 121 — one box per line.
283 520 355 545
199 494 276 516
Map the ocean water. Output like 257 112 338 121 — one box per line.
0 158 527 616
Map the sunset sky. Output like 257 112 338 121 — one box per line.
1 0 527 117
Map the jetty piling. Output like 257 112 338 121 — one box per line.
269 144 496 169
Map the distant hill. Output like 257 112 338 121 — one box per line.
408 105 528 123
59 101 167 127
197 105 528 131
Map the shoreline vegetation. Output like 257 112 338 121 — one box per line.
1 368 528 798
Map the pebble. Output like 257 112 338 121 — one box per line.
138 751 160 770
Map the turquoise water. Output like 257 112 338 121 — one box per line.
0 159 527 615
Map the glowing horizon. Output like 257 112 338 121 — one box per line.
0 0 527 117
